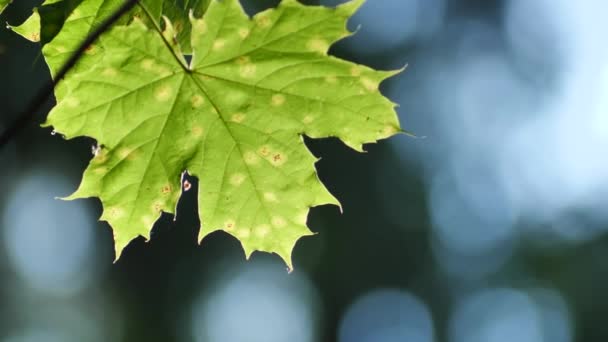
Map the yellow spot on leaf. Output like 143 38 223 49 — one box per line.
361 77 378 92
350 66 362 76
152 201 163 213
224 219 236 231
255 15 272 28
29 32 40 42
118 147 137 160
238 27 250 38
271 94 285 107
230 173 246 186
263 192 278 202
93 167 108 175
192 125 204 137
255 224 271 237
244 151 260 165
107 207 125 219
141 59 155 70
325 75 338 84
161 184 172 195
212 39 226 51
269 152 287 167
258 145 271 157
237 56 251 65
271 216 287 228
102 68 118 77
239 63 257 78
155 85 172 102
230 113 246 123
191 95 204 108
307 38 328 53
302 115 314 124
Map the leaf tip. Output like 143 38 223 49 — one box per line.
277 252 294 273
275 230 315 272
390 63 408 78
112 230 135 263
60 189 84 201
398 128 418 139
344 140 365 152
326 193 343 213
243 246 255 261
113 240 127 263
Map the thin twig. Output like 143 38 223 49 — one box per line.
0 0 139 149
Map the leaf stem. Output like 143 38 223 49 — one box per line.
0 0 139 149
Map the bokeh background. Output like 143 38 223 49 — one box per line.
1 0 607 341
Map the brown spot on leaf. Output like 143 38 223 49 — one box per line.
259 145 271 157
270 152 287 166
224 219 236 231
84 44 97 55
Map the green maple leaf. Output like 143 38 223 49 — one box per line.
37 0 402 269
